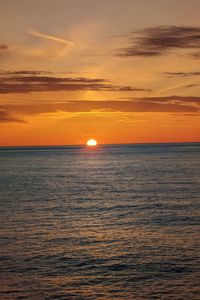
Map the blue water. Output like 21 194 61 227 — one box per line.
0 143 200 299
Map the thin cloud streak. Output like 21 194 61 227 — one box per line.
164 71 200 77
161 69 200 92
159 80 200 93
28 29 75 46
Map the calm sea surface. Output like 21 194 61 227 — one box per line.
0 143 200 299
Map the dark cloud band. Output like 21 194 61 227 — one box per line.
118 26 200 58
0 71 150 93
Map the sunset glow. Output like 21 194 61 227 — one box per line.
0 1 200 146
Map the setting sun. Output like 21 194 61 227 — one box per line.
86 139 98 146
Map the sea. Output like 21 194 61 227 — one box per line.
0 143 200 300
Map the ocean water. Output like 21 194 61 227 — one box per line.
0 143 200 300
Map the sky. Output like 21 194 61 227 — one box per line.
0 0 200 145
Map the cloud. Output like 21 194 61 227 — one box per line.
164 71 200 77
133 95 200 105
0 109 25 123
1 70 54 76
3 96 200 119
159 80 200 93
118 26 200 57
58 99 199 113
191 52 200 59
0 43 9 56
28 29 75 46
185 84 199 88
0 44 8 51
0 71 150 93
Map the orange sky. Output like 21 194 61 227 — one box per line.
0 0 200 145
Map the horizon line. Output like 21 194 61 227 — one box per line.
0 141 200 148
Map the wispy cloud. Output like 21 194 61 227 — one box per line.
2 96 200 121
0 43 9 57
117 26 200 58
185 84 199 88
0 44 8 51
164 71 200 77
28 29 75 46
191 52 200 59
0 109 25 123
1 70 54 76
131 95 200 105
159 80 200 93
160 70 200 92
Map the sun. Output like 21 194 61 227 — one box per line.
86 139 98 147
